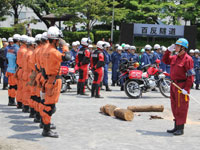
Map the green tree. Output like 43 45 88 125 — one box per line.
0 0 12 21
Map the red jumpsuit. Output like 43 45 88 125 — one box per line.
76 46 90 94
162 50 194 125
90 49 105 97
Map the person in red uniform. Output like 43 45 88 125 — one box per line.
41 26 71 138
162 38 195 136
90 41 105 98
76 38 91 95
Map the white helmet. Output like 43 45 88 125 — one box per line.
76 41 80 45
161 46 167 52
8 37 13 43
2 38 7 42
88 45 93 48
66 43 70 47
13 34 21 41
104 42 111 48
42 32 48 40
20 35 28 42
154 44 161 50
47 26 61 39
189 49 194 53
115 44 120 48
117 46 123 51
27 37 35 45
194 49 199 53
96 41 105 50
144 44 152 50
130 46 136 50
72 42 77 46
81 38 91 46
124 44 130 50
35 34 42 42
151 50 154 53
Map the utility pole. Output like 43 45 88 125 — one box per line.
111 0 115 44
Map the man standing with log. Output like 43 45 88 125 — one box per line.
162 38 195 136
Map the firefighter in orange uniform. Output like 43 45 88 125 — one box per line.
16 35 28 109
40 26 71 138
90 41 105 98
162 38 195 136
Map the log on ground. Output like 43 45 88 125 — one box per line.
100 104 117 116
127 105 164 112
114 108 134 121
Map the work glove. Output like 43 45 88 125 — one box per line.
181 89 188 95
40 91 45 100
168 44 175 52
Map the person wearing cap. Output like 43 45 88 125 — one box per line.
129 46 139 62
162 38 195 136
111 46 122 86
189 49 195 58
70 42 78 61
193 49 200 90
140 44 152 67
159 46 167 72
102 42 112 91
41 26 71 138
6 34 20 106
88 44 93 53
152 44 161 64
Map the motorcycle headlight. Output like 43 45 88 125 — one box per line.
159 73 166 79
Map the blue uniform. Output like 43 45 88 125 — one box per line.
129 53 139 62
103 50 111 86
70 48 77 61
152 51 161 64
6 44 19 73
58 47 69 66
193 56 200 85
160 53 166 72
111 51 121 83
140 52 151 67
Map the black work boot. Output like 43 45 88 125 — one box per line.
8 97 16 106
29 108 36 118
80 83 88 96
173 124 184 136
17 102 22 109
106 85 112 91
167 121 177 133
77 82 81 95
42 124 59 138
3 83 8 90
111 82 115 86
34 112 41 123
95 84 103 98
91 84 96 97
121 85 124 91
22 105 29 113
196 84 199 90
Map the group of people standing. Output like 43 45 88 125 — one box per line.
0 26 71 138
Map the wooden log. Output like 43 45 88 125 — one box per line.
100 104 117 116
127 105 164 112
114 108 134 121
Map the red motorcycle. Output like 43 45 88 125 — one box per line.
119 59 171 99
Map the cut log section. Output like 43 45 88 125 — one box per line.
127 105 164 112
100 104 117 116
114 108 134 121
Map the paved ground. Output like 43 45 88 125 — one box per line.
0 81 200 150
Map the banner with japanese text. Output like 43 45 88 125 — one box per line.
133 23 184 37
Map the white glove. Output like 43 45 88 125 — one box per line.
181 89 188 95
168 44 175 52
40 91 45 99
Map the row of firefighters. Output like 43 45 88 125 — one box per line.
1 24 198 137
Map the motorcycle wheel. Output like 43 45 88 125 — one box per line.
124 79 141 99
86 74 93 91
159 78 171 98
61 77 67 93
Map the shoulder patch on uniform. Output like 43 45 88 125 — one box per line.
186 68 195 76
